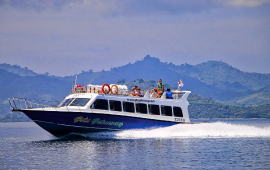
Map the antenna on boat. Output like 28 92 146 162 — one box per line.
72 81 74 93
74 74 78 88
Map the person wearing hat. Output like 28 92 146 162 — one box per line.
166 88 181 99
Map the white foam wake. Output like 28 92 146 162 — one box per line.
84 122 270 139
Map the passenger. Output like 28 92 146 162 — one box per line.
149 89 154 98
166 88 181 99
132 86 138 96
136 88 143 97
154 79 164 98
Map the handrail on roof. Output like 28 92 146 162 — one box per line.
72 89 190 100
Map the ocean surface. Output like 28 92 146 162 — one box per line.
1 119 270 170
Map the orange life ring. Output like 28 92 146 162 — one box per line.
110 84 119 95
74 85 83 91
102 83 110 94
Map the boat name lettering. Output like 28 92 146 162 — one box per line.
175 118 185 122
127 99 155 103
91 118 123 128
74 117 123 128
74 116 90 123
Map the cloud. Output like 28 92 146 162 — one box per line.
1 0 269 14
226 0 270 7
2 0 269 17
0 0 222 15
0 0 83 10
82 0 220 17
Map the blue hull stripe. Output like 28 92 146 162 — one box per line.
21 110 181 137
35 120 121 131
25 109 179 122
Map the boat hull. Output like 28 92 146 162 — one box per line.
21 110 181 137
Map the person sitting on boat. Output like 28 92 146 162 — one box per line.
149 89 154 98
130 86 138 96
166 88 181 99
154 79 164 98
136 88 144 97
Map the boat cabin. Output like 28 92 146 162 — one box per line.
58 83 191 123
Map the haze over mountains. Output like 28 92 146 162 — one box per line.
1 55 270 106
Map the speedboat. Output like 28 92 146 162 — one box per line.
9 83 191 137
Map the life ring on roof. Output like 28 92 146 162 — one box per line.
110 84 119 95
74 85 83 91
102 83 110 94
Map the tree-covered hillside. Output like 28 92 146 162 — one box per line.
167 60 270 91
188 94 270 118
60 56 270 105
0 63 38 77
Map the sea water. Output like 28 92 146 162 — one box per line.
0 119 269 169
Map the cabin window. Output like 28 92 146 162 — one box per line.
136 103 147 114
90 99 108 110
161 105 172 116
123 102 134 113
59 98 74 107
148 104 160 115
109 100 122 111
70 98 90 106
173 107 183 117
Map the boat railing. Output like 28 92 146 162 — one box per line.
70 88 190 100
71 88 130 96
8 97 61 111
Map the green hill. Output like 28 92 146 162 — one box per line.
0 63 38 77
168 60 270 91
188 94 270 118
60 56 270 104
225 87 270 106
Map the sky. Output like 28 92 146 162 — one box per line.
0 0 270 76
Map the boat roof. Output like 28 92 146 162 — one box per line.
70 87 191 102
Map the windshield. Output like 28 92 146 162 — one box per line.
70 98 90 106
59 98 74 107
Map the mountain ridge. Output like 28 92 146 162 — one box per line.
0 63 38 77
1 55 270 105
1 56 270 121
